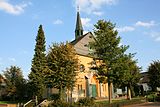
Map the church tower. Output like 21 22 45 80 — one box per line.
75 10 83 39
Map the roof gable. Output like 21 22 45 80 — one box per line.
71 32 95 56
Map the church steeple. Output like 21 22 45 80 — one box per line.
75 8 83 39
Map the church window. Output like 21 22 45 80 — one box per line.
79 64 85 72
78 84 83 90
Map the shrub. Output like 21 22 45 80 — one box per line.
48 100 73 107
147 94 156 102
77 97 95 106
49 94 60 101
155 96 160 102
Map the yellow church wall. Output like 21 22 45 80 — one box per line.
74 54 109 98
47 54 109 100
76 54 93 71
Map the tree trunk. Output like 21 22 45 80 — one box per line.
67 88 69 102
127 86 131 100
108 82 112 104
71 87 73 103
59 86 63 100
47 87 50 98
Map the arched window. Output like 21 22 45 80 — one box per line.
79 64 85 72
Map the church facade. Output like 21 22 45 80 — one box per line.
70 11 109 101
45 11 111 101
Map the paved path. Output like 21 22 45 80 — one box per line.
124 102 160 107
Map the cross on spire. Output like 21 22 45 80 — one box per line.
77 5 79 12
75 6 83 39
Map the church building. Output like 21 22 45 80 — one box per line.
45 11 111 101
70 11 109 101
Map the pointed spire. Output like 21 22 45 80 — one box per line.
75 7 83 39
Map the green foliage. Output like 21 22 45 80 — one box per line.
147 60 160 91
146 93 160 102
89 20 141 101
45 42 78 100
147 94 156 102
49 93 60 101
29 25 47 100
2 66 26 101
89 20 129 103
48 100 73 107
0 74 4 97
0 101 18 104
77 97 95 106
113 54 141 88
89 20 129 83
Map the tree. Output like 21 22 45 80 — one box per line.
45 42 78 100
3 66 26 101
147 60 160 92
113 54 141 100
89 20 128 103
0 74 3 87
0 74 5 100
29 25 47 100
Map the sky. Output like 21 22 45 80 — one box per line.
0 0 160 78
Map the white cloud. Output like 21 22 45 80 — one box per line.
0 0 30 15
53 19 63 25
116 26 135 33
74 0 118 15
81 17 92 28
155 37 160 41
8 57 16 62
93 11 103 16
135 20 155 28
144 31 160 42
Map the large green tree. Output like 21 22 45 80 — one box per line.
29 25 47 100
113 54 141 100
3 66 26 101
0 74 3 87
45 42 78 100
89 20 128 103
147 60 160 92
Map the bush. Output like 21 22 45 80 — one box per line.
48 100 73 107
155 96 160 102
147 94 156 102
77 97 95 106
49 94 60 101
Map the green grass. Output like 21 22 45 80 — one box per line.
95 97 145 107
0 101 17 104
96 98 129 104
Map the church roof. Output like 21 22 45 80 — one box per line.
140 72 149 83
71 32 95 56
72 11 95 57
71 32 93 45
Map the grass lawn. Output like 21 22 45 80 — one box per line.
95 97 146 106
0 101 17 104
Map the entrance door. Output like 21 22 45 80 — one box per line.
92 84 97 97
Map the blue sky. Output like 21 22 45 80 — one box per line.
0 0 160 78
